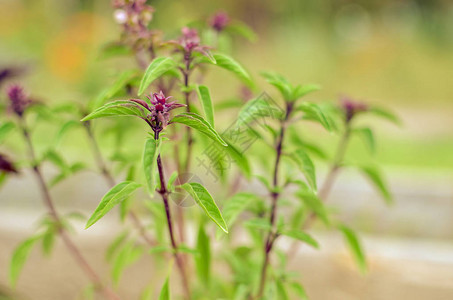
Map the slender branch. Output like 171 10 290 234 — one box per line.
20 119 120 300
176 59 193 244
154 130 191 299
287 124 352 259
83 121 156 247
255 102 293 299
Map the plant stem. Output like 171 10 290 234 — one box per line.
256 102 293 299
176 60 193 244
20 119 120 300
287 124 352 259
154 131 191 299
83 121 156 247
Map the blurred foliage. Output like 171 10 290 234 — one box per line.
0 0 452 169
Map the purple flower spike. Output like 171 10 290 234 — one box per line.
209 11 230 32
340 96 368 122
130 91 185 131
6 84 31 117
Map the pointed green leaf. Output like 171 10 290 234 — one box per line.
368 107 401 125
111 241 143 285
222 140 251 179
169 112 227 146
210 53 253 87
276 280 289 300
105 69 140 99
195 223 211 284
0 121 15 144
353 127 375 154
158 277 170 300
81 100 146 121
296 102 335 132
226 21 258 42
359 165 392 204
281 229 319 248
10 236 40 287
236 96 284 126
244 218 272 231
260 71 292 101
291 84 321 101
295 191 330 225
223 192 260 227
339 225 367 273
85 181 141 228
143 138 161 194
196 85 215 126
181 182 228 233
55 120 80 146
288 149 317 190
139 57 176 96
106 231 129 262
289 282 308 300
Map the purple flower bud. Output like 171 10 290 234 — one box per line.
130 91 185 131
0 154 18 174
340 97 368 122
209 11 230 32
6 84 30 117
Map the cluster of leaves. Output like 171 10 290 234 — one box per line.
0 3 400 300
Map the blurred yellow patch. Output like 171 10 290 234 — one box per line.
44 13 103 82
0 2 27 36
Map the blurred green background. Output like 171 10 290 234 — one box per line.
1 0 452 170
1 0 453 299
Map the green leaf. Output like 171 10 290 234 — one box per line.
295 191 330 225
41 227 56 256
244 218 272 231
359 165 392 204
0 121 15 144
296 102 335 132
236 96 284 126
106 231 129 262
99 43 132 59
260 71 292 101
226 21 258 42
10 236 40 287
169 112 227 146
222 140 252 179
289 149 317 190
291 84 321 101
85 181 141 229
105 69 140 99
104 70 139 99
210 53 253 87
353 127 375 153
276 280 289 300
81 100 146 121
158 277 170 300
143 138 161 194
181 182 228 233
111 241 143 285
223 192 260 227
338 225 367 273
44 150 68 173
289 282 308 300
140 285 154 300
138 57 176 96
196 85 215 126
368 107 400 125
195 223 211 284
166 171 178 192
54 120 80 146
281 229 319 249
